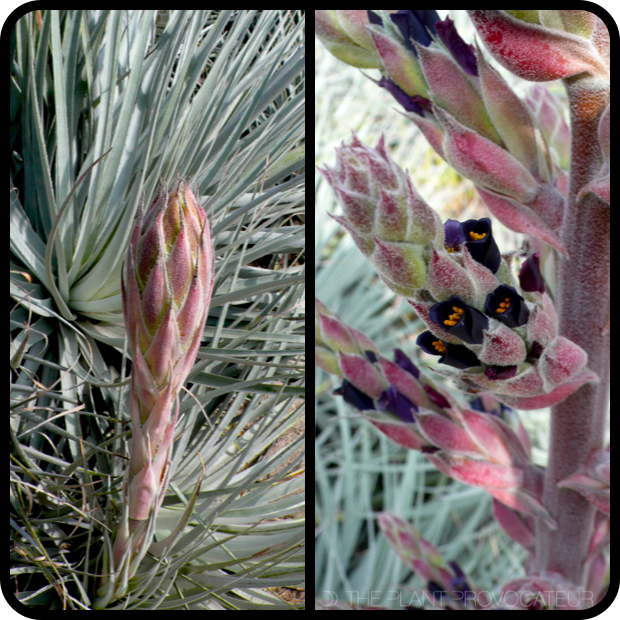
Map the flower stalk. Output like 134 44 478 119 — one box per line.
535 72 610 590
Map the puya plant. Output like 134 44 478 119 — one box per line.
315 10 609 610
11 10 305 610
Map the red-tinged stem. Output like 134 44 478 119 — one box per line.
535 74 610 591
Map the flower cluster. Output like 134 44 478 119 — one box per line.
319 136 597 410
315 297 554 525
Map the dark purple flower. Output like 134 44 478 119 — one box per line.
376 76 431 115
417 330 481 369
443 218 466 253
429 295 489 344
519 252 546 293
470 396 513 418
393 348 421 379
334 380 375 412
378 385 417 423
485 284 530 328
365 350 378 363
448 561 475 595
435 17 478 76
380 10 441 55
460 218 501 274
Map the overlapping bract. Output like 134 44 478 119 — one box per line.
467 10 610 82
558 446 610 516
104 179 215 602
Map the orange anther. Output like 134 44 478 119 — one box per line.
496 297 511 313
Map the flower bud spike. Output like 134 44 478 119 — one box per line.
102 178 214 604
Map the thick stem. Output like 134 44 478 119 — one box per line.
535 74 610 589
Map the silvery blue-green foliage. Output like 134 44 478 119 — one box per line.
11 10 305 610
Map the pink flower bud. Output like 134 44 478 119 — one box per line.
377 356 433 410
415 42 500 143
425 247 475 303
402 109 446 157
558 448 610 515
538 336 588 391
492 499 536 551
360 411 430 450
492 368 599 411
338 350 386 399
414 410 483 457
315 296 379 376
335 10 381 53
427 451 523 489
525 302 557 348
475 46 554 184
475 187 566 255
478 322 527 367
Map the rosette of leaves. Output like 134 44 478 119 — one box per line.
11 10 305 610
